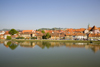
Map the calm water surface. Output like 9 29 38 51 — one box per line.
0 41 100 67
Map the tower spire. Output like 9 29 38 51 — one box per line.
88 24 90 29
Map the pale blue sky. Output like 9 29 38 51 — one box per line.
0 0 100 30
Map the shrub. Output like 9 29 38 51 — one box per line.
16 37 24 39
6 36 11 40
31 37 37 39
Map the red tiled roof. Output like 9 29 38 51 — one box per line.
90 26 99 31
44 30 53 33
66 28 85 34
88 27 92 31
89 34 100 37
5 31 9 34
75 33 85 36
35 33 43 36
22 30 34 33
66 33 85 36
98 28 100 31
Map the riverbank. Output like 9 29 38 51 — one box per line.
0 39 100 44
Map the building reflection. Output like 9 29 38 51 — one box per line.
20 42 35 48
0 41 3 44
66 43 100 53
2 41 100 53
87 44 100 53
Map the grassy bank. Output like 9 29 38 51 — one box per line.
0 39 100 44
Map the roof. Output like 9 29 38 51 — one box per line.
44 30 53 33
88 27 92 31
35 33 43 36
65 28 85 34
75 33 85 36
98 28 100 31
66 33 85 36
90 26 99 31
51 33 59 37
22 30 34 33
89 34 100 37
4 31 9 34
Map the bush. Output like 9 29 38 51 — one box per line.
6 36 11 40
31 37 37 39
16 37 24 39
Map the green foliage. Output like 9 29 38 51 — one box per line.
41 30 45 33
16 37 24 39
7 41 11 46
6 36 11 40
9 29 18 35
31 37 37 39
42 33 51 39
37 29 41 31
46 33 51 39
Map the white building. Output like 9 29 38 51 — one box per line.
0 31 5 35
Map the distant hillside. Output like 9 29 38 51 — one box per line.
37 28 67 30
0 29 22 31
0 29 10 31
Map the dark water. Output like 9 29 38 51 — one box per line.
0 41 100 67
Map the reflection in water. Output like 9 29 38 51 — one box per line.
3 41 19 50
2 41 100 52
20 41 35 48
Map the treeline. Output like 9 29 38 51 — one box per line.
37 27 67 31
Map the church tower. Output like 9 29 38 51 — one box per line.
88 24 90 29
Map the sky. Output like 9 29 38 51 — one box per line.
0 0 100 30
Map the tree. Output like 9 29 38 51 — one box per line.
9 29 18 35
6 36 11 40
46 33 51 39
41 30 45 33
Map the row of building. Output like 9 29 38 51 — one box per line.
0 25 100 40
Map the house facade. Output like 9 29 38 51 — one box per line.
0 31 5 35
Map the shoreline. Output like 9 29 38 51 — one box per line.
0 39 100 44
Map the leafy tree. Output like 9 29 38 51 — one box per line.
6 36 11 40
9 29 18 35
46 33 51 39
41 30 45 33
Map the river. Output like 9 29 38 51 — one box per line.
0 41 100 67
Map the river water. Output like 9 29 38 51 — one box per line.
0 41 100 67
